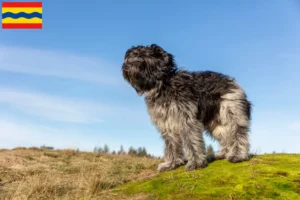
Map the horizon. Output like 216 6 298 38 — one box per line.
1 0 300 156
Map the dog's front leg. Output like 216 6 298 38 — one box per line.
157 133 185 172
181 123 207 171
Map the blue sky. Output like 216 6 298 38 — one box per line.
0 0 300 156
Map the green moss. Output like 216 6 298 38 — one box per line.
116 154 300 200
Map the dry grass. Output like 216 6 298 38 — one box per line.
0 148 161 200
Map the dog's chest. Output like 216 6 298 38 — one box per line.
145 99 197 134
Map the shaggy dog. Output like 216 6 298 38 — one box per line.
122 44 252 172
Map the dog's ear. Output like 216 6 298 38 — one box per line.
150 44 164 54
149 44 168 59
148 44 177 72
150 44 161 49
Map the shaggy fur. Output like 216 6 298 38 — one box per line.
122 44 252 172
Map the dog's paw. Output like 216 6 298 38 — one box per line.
157 159 184 172
157 162 175 172
227 154 249 163
185 159 207 171
214 151 226 160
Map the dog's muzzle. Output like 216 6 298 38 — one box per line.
135 88 144 96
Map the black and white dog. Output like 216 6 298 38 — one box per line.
122 44 252 172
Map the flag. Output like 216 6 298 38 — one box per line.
2 2 42 29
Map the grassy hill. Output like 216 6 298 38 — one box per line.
0 148 299 200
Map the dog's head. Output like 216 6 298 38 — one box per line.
122 44 177 96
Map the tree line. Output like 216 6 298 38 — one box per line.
93 144 156 158
94 144 215 158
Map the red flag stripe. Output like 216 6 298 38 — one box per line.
2 2 42 7
2 23 42 29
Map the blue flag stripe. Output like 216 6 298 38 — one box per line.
2 12 42 19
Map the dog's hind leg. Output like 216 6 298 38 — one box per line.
226 125 250 162
157 133 185 172
211 125 229 160
212 123 249 162
213 123 249 163
180 121 207 171
216 86 251 163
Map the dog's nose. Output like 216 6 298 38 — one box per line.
135 88 144 96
